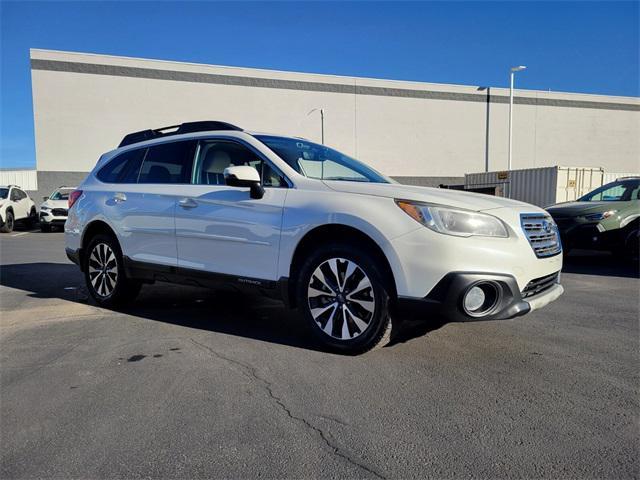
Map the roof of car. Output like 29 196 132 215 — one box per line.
118 121 243 148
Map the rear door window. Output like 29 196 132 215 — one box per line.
138 141 197 184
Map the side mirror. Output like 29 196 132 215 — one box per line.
224 166 265 199
42 196 48 201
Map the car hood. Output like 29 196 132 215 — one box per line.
546 200 627 217
322 181 534 212
41 199 68 209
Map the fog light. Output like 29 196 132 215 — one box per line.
462 281 501 317
464 286 486 312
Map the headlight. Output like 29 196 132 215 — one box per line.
396 200 509 238
40 206 50 211
583 210 617 221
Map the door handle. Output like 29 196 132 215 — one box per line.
113 192 127 203
178 198 198 209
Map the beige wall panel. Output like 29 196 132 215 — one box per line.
31 49 640 177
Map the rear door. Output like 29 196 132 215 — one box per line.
97 140 197 267
174 138 288 281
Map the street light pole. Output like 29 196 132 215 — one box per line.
508 66 526 171
308 108 325 144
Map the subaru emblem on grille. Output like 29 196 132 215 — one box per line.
520 214 562 258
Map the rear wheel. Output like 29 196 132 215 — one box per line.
296 243 392 354
1 211 14 233
84 233 141 307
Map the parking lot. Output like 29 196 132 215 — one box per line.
1 229 638 479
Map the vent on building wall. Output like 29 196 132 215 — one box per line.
118 121 243 148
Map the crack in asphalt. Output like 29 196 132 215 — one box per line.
189 338 386 479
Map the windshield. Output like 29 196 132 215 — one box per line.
0 188 8 200
579 179 640 202
256 135 392 184
50 189 71 201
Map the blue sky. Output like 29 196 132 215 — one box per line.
1 1 638 169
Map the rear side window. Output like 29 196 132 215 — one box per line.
97 148 146 183
11 189 27 200
138 141 197 184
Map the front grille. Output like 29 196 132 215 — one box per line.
520 213 562 258
52 208 68 217
522 272 560 298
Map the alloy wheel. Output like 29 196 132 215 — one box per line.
307 257 376 340
88 243 118 297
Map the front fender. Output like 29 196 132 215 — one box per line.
277 190 420 294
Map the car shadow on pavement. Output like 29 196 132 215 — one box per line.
562 251 639 279
0 262 445 352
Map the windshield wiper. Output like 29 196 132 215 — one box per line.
322 177 370 182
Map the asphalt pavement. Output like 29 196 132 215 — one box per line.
1 229 638 479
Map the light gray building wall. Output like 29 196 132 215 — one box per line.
30 49 639 189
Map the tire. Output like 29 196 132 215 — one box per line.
83 233 142 307
296 243 393 354
624 227 639 261
26 207 37 228
0 211 14 233
40 223 52 233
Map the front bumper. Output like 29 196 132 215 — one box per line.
40 211 67 225
555 220 623 251
397 271 563 322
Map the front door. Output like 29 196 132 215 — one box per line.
175 139 288 281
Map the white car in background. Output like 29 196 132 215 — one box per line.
40 187 76 232
0 185 37 233
65 121 565 354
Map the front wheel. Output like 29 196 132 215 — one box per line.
0 212 14 233
26 207 37 228
296 244 393 354
84 234 142 307
624 227 639 261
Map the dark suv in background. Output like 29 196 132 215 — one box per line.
546 177 640 259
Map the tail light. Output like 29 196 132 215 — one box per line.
69 190 83 208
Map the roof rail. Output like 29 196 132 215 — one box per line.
118 121 243 148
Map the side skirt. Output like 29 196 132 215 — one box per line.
122 256 290 303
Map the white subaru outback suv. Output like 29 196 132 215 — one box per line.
65 121 564 354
